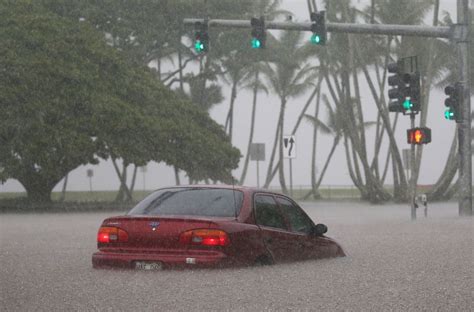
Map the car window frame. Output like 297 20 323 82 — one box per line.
252 192 290 231
274 195 315 234
127 187 244 217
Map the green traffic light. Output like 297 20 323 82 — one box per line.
251 38 261 49
444 108 454 120
194 40 205 53
403 99 413 111
311 33 321 44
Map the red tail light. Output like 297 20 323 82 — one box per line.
97 226 128 243
179 229 230 247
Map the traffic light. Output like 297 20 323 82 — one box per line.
407 127 431 144
194 21 209 54
444 83 463 123
251 17 266 49
310 11 326 45
403 72 421 114
387 61 420 115
387 61 404 113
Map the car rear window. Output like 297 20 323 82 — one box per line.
127 188 243 217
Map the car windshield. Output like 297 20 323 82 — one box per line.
127 188 243 217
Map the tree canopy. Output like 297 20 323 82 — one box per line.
0 1 240 201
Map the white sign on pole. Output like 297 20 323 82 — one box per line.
283 135 296 159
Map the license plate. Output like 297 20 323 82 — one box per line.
134 261 163 271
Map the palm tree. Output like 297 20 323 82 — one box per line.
239 67 269 185
302 95 343 200
303 93 379 199
261 30 318 193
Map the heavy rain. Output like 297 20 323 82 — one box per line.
1 202 472 310
1 0 473 311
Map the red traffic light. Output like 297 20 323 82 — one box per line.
407 127 431 145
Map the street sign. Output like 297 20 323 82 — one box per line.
283 135 296 159
250 143 265 161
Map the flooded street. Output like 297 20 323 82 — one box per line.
1 201 472 311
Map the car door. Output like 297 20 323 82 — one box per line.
276 196 330 260
253 194 300 263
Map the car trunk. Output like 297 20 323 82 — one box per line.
100 216 215 251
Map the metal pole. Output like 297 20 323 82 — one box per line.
289 158 293 197
183 19 452 39
257 159 260 188
410 115 417 221
457 0 472 216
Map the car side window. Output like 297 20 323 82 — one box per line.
276 197 314 234
254 195 287 230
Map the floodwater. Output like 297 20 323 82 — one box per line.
1 201 472 311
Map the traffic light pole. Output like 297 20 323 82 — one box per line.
184 2 472 215
410 115 417 221
456 0 472 216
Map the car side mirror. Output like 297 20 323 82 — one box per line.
313 223 328 236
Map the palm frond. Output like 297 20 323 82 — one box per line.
303 114 333 134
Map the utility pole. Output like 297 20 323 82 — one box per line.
410 115 417 221
457 0 472 216
184 3 472 215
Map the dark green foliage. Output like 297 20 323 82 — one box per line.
0 1 240 202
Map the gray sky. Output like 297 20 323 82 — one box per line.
0 0 465 193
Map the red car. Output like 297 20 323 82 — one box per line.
92 185 345 270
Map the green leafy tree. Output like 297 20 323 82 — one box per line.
0 1 240 202
0 2 118 201
41 0 253 189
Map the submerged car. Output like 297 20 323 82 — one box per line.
92 185 345 270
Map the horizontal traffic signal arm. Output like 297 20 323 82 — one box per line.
183 18 453 39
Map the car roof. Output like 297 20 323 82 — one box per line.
152 184 284 196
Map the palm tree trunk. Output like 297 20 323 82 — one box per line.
354 38 408 200
315 136 340 190
428 131 459 200
302 135 340 200
291 81 321 135
264 113 281 188
263 80 321 189
278 98 288 194
358 61 408 200
344 135 364 192
370 41 391 178
240 71 259 185
310 85 322 198
226 81 238 143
